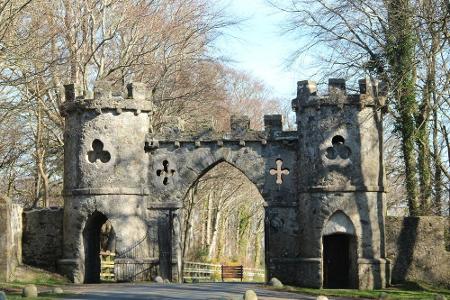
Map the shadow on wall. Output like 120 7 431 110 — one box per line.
386 216 450 287
391 217 419 283
22 207 63 273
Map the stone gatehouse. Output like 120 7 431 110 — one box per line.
57 78 388 289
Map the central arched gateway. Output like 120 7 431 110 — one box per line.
59 79 389 289
180 160 266 273
144 117 299 282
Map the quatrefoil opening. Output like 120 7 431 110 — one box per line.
88 139 111 163
325 135 351 160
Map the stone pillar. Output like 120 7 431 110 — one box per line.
171 209 182 283
0 195 13 281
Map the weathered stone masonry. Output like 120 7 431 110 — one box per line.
22 208 63 272
386 216 450 287
0 196 22 281
57 78 390 288
0 196 14 281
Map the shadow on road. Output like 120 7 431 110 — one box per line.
61 282 319 300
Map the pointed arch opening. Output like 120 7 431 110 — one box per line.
181 161 266 282
83 211 116 283
322 211 358 289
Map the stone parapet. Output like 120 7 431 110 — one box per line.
291 78 387 112
264 114 283 135
147 113 296 147
61 81 153 117
145 128 297 150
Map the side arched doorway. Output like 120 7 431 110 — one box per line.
322 211 357 289
83 211 116 283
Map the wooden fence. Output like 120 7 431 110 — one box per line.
183 261 221 281
182 261 265 282
101 254 264 282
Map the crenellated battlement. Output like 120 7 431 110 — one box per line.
61 81 153 116
291 78 387 112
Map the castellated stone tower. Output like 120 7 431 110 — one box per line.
291 78 388 289
59 81 154 283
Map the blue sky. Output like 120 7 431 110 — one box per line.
214 0 313 100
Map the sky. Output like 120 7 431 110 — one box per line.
213 0 313 100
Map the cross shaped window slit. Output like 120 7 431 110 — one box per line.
269 159 290 185
156 160 175 185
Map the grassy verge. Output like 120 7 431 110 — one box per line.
5 293 69 300
0 265 72 300
269 281 450 299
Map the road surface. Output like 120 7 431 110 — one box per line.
57 282 347 300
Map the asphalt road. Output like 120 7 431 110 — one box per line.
58 282 340 300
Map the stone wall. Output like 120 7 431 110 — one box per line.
386 216 450 287
22 208 64 272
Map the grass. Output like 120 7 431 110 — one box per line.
271 281 450 299
5 293 69 300
0 265 72 300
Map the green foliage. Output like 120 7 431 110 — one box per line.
238 208 251 236
386 0 420 216
6 293 68 300
12 277 67 286
192 247 210 262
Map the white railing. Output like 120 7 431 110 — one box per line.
183 261 221 281
243 267 266 280
182 261 265 282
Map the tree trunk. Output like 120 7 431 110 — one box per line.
386 0 419 216
208 208 222 260
416 94 432 214
182 186 196 259
206 191 213 246
35 94 49 208
442 126 450 210
416 0 439 215
201 199 207 248
433 111 442 215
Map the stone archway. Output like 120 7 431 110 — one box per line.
180 160 266 278
83 211 112 283
145 117 299 284
322 211 358 289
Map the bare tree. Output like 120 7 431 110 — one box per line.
270 0 450 216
